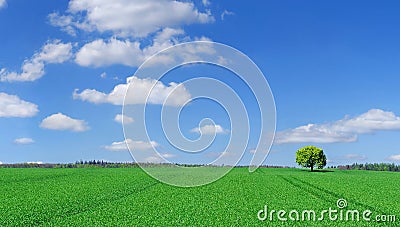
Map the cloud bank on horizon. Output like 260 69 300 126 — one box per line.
276 109 400 144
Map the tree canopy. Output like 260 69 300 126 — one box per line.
295 146 327 171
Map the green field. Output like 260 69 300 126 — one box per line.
0 167 398 226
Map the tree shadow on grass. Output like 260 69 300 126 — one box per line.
299 169 334 173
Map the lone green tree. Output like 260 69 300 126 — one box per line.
296 146 327 171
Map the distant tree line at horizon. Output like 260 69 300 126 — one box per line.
0 161 216 168
0 160 293 169
0 160 140 168
335 163 400 172
1 160 399 172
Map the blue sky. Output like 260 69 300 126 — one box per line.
1 0 400 166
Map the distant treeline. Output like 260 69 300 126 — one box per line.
0 161 220 168
0 161 140 168
0 160 291 169
250 165 290 168
336 163 400 172
4 161 398 171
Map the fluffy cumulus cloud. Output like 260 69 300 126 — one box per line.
40 113 89 132
50 0 214 38
47 0 215 68
75 38 143 67
104 140 129 151
386 154 400 162
114 114 134 124
190 124 229 135
73 76 191 106
275 124 357 144
202 0 210 7
275 109 400 144
48 13 76 36
0 40 72 82
330 109 400 133
14 138 35 145
0 0 7 9
104 139 158 151
75 28 185 67
35 40 73 64
0 93 38 117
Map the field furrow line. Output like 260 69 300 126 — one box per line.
39 181 160 226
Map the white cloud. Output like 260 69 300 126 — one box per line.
0 93 38 117
14 138 35 145
114 114 134 124
275 124 357 144
161 153 176 158
35 40 73 63
221 10 234 20
49 1 215 69
104 139 158 151
154 28 185 43
1 40 72 82
50 0 214 38
217 56 229 65
104 140 128 151
100 72 107 78
1 60 45 82
27 161 43 164
75 28 185 68
40 113 89 132
73 76 191 106
386 154 400 162
0 0 7 9
331 109 400 133
75 38 144 67
190 124 229 135
144 156 162 163
275 109 400 144
48 13 76 36
202 0 210 7
138 153 174 163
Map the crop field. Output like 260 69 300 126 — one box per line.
0 167 398 226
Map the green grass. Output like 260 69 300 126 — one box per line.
0 167 398 226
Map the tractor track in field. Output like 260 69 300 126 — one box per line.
257 169 398 223
37 181 160 226
278 175 337 203
277 175 389 216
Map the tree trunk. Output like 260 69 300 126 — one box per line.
310 165 314 172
